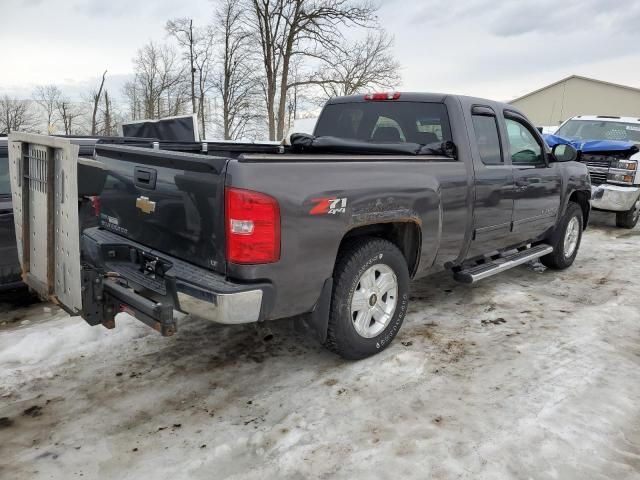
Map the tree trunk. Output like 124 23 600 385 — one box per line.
276 9 299 141
104 90 112 136
253 0 277 140
200 94 206 139
190 20 197 115
91 70 107 135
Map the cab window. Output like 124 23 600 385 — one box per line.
371 116 406 142
315 102 452 145
505 118 544 165
472 114 503 165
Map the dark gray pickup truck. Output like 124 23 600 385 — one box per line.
10 93 591 359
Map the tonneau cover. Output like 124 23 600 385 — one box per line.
289 133 456 157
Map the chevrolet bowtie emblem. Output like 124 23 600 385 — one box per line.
136 196 156 214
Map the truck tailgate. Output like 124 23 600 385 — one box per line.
93 144 229 274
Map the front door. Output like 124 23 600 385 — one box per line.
504 116 561 243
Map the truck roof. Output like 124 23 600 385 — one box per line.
327 92 450 104
326 92 523 115
569 115 640 124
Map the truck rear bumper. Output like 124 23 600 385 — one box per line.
176 290 263 325
591 185 640 212
81 228 271 334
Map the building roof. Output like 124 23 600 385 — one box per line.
510 75 640 104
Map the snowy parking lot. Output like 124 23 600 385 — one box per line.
1 212 639 480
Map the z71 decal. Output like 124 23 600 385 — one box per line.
310 197 348 215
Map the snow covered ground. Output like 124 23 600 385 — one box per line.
1 212 640 480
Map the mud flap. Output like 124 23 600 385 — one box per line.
8 133 82 313
297 277 333 343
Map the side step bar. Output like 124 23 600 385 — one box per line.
454 244 553 284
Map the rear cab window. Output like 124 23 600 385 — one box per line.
315 101 452 146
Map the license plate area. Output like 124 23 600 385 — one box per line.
102 244 172 295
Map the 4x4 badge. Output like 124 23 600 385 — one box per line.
136 196 156 214
310 197 347 215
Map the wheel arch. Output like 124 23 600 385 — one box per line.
339 221 422 278
303 221 421 345
568 189 591 230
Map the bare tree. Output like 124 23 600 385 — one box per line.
123 42 188 120
123 75 141 121
0 96 37 134
103 90 114 136
166 18 197 115
167 18 217 138
212 0 261 140
33 85 61 134
194 27 216 138
316 31 400 98
56 97 82 135
91 70 107 135
250 0 376 140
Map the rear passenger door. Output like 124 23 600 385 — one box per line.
468 105 515 257
504 113 562 243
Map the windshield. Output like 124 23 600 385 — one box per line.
556 119 640 144
314 102 452 145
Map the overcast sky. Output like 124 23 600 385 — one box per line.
2 0 640 103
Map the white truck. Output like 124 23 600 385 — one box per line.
555 115 640 228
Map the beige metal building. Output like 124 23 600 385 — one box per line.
509 75 640 127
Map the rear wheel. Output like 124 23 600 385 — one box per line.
325 237 409 360
615 200 640 229
541 202 583 270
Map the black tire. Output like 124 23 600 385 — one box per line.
541 202 583 270
325 237 410 360
616 203 640 229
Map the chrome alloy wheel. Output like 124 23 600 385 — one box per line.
564 216 580 259
350 263 398 338
633 201 640 223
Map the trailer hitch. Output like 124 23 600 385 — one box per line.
80 267 177 336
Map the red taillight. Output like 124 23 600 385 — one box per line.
225 187 280 264
90 196 101 217
364 92 401 101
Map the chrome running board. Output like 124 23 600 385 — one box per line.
454 244 553 284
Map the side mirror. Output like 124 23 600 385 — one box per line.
551 143 578 163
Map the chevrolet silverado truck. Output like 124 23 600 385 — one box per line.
554 115 640 228
9 93 590 359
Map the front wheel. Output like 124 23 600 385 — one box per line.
615 200 640 229
325 237 410 360
541 202 583 270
